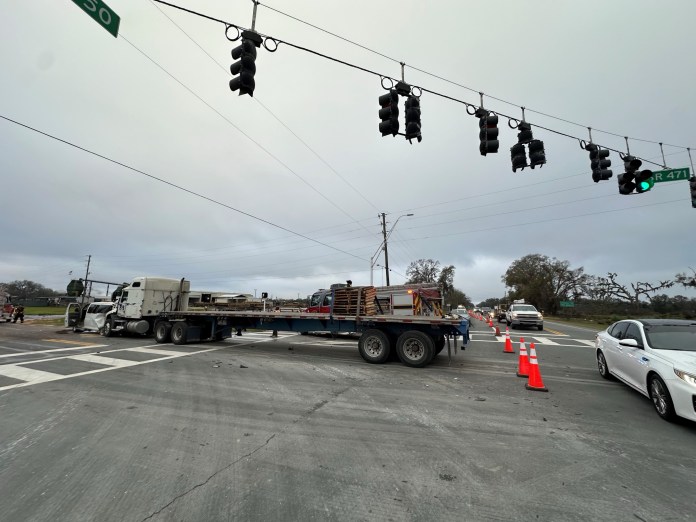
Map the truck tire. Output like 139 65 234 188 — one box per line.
103 316 116 337
171 321 188 345
396 331 434 368
154 321 172 343
358 329 391 364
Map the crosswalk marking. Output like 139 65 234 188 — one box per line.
67 354 140 368
532 336 560 345
0 365 60 384
576 339 596 347
127 347 190 357
0 344 108 359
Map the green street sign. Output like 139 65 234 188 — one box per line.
559 301 575 308
652 167 691 184
72 0 120 38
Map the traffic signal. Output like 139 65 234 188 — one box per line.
475 108 499 155
618 155 642 194
404 95 422 143
586 144 613 182
517 121 533 144
635 170 654 193
378 90 399 137
528 139 546 168
510 143 527 172
229 31 262 96
690 177 696 208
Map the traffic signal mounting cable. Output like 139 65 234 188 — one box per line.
151 0 694 173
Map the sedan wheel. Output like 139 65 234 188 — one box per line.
649 376 676 421
596 351 612 380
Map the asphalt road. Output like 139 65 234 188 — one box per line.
1 319 694 521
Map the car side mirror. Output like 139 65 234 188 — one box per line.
619 338 641 349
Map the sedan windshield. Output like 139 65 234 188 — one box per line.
644 324 696 351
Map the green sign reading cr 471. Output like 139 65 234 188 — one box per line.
652 167 691 183
72 0 120 38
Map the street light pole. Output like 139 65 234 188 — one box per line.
370 213 413 287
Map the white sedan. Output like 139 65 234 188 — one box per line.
595 319 696 422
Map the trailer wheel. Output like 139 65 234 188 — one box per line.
171 321 188 345
396 331 434 368
154 321 172 343
358 329 391 364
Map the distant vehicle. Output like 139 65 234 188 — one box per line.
0 291 12 323
595 319 696 422
505 303 543 330
494 305 507 323
65 301 115 332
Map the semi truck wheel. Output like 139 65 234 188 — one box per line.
358 329 391 364
103 316 116 337
154 321 172 343
396 331 434 368
171 321 188 345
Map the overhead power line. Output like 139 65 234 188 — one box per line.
0 114 368 263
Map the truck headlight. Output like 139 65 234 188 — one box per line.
537 313 543 319
674 369 696 387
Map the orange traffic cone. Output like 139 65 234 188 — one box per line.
503 328 515 353
494 325 501 336
525 343 548 392
516 338 529 377
488 318 493 327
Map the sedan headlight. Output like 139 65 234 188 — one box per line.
674 369 696 387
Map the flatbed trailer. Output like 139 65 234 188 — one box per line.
154 310 469 368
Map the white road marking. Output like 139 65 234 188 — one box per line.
0 365 60 384
0 344 108 359
67 354 140 368
531 337 560 345
576 339 596 347
127 347 191 357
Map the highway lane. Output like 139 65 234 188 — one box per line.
1 322 695 521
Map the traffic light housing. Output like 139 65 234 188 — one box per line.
404 95 422 143
475 108 499 156
510 143 527 172
378 90 399 137
634 170 654 193
229 31 262 96
690 176 696 208
586 144 613 182
528 139 546 169
618 155 642 195
517 121 533 144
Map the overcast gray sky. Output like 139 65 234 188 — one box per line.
1 0 695 303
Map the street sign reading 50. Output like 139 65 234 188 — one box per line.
72 0 120 38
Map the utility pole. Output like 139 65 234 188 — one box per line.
381 213 390 286
80 255 91 308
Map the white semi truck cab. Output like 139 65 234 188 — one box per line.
104 277 190 336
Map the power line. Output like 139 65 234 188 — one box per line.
0 113 369 263
147 0 381 217
120 35 371 231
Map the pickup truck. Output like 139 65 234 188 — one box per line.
505 303 543 330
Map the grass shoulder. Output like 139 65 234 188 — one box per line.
546 316 612 330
